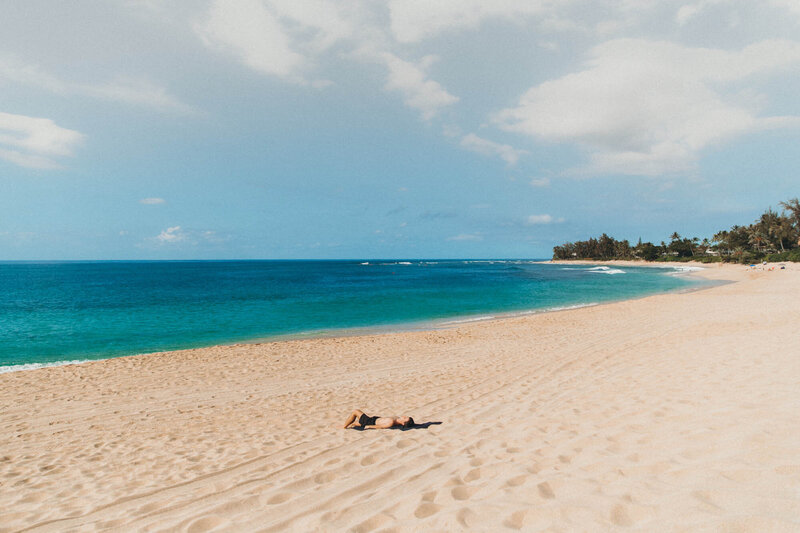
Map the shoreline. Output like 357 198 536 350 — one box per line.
2 261 798 530
0 262 719 375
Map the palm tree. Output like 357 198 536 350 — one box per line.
713 230 730 255
728 225 750 251
772 216 794 252
782 217 793 251
779 198 800 247
747 226 768 253
759 208 782 252
779 198 800 226
700 237 711 255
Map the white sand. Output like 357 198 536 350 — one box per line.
1 263 799 532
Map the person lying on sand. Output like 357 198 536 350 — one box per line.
343 409 414 429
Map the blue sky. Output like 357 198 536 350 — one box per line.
1 0 799 260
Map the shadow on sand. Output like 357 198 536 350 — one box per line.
352 421 442 431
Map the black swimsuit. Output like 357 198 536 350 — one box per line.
358 413 379 426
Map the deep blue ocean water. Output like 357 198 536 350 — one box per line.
0 260 704 371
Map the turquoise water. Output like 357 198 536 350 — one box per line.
0 260 704 371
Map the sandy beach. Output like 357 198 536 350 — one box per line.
1 262 799 532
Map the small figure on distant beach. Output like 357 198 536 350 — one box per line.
343 409 414 429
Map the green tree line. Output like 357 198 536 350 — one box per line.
553 198 800 263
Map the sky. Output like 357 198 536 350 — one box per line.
1 0 800 260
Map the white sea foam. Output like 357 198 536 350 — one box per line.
582 266 626 274
671 265 704 272
561 266 625 274
360 262 369 265
546 302 599 312
440 315 496 325
0 359 95 374
397 261 412 265
439 301 601 326
591 268 626 275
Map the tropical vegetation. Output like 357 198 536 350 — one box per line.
553 198 800 263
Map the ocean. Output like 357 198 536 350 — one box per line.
0 260 705 372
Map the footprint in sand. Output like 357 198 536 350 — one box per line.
414 502 440 519
457 508 479 528
537 481 555 499
505 475 527 487
186 515 226 533
504 509 528 530
692 490 723 511
352 512 393 533
451 486 477 501
422 490 438 502
138 501 169 514
19 492 47 504
464 468 482 482
360 453 379 466
314 472 335 484
266 492 293 505
610 504 633 526
446 476 464 487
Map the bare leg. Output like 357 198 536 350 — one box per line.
343 409 363 429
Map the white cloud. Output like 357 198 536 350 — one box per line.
84 78 193 113
0 111 84 169
448 233 483 241
495 39 800 176
388 0 555 43
156 226 186 243
195 3 458 118
460 133 527 165
268 0 357 52
195 0 359 85
381 53 458 120
526 214 563 225
140 197 165 204
196 0 305 80
152 226 227 246
530 177 551 187
0 56 191 113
